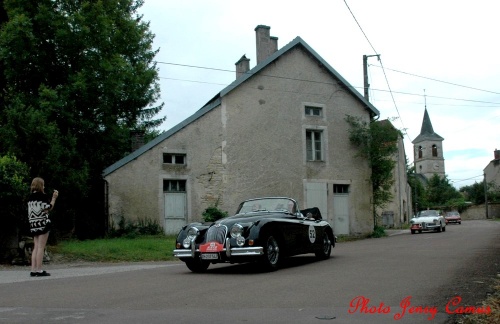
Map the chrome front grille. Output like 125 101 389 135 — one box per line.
206 225 228 244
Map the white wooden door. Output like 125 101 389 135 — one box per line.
305 182 328 220
164 192 186 235
333 193 349 235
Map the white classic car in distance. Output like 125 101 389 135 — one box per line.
410 210 446 234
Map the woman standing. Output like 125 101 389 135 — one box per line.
27 177 58 277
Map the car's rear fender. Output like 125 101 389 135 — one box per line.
324 226 335 248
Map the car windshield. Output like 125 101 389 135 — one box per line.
417 210 439 217
447 212 459 216
236 198 298 215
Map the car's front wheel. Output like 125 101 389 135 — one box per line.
185 258 210 273
315 233 332 260
261 235 280 271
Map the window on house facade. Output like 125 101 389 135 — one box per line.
163 180 186 192
432 145 438 157
334 184 349 194
163 153 186 165
306 130 323 161
305 105 322 117
418 146 423 159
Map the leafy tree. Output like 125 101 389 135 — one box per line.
460 182 485 204
460 181 500 204
0 154 29 259
0 0 164 239
487 182 500 203
345 116 401 227
407 166 428 214
424 174 463 209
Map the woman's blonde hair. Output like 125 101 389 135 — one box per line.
31 177 45 193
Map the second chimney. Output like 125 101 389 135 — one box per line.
235 55 250 79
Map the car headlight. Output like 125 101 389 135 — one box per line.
230 224 244 238
182 238 192 249
433 219 438 224
236 236 245 246
187 227 199 240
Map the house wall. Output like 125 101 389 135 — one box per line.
484 159 500 187
378 134 412 227
104 107 225 230
219 47 374 235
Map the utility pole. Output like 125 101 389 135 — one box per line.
484 173 489 219
363 54 381 102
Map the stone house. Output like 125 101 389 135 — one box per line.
102 25 380 236
484 149 500 188
377 120 413 228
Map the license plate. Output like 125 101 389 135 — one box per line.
201 253 219 260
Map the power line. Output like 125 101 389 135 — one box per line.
450 174 484 184
344 0 411 141
156 61 500 105
157 61 233 73
370 64 500 96
343 0 377 54
158 69 500 107
159 76 227 86
344 0 408 138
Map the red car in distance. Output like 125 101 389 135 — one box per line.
445 211 462 224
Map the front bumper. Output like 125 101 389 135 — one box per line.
411 223 440 231
173 238 263 259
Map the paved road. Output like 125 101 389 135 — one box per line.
0 220 498 323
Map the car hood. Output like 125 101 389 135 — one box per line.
411 216 440 223
215 212 291 228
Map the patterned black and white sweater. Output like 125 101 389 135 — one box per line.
27 191 52 235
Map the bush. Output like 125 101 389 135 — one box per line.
108 216 163 238
369 225 387 238
202 206 228 223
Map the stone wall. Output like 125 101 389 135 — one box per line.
460 203 500 220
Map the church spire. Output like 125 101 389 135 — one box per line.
412 108 444 144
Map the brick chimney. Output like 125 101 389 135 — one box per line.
235 55 250 79
255 25 278 64
130 130 145 151
495 149 500 160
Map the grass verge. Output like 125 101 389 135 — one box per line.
50 235 177 262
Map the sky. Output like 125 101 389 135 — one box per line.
138 0 500 189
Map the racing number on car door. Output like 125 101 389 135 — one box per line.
308 225 316 243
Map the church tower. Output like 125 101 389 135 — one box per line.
412 108 445 180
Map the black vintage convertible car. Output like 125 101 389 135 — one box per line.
173 197 336 272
